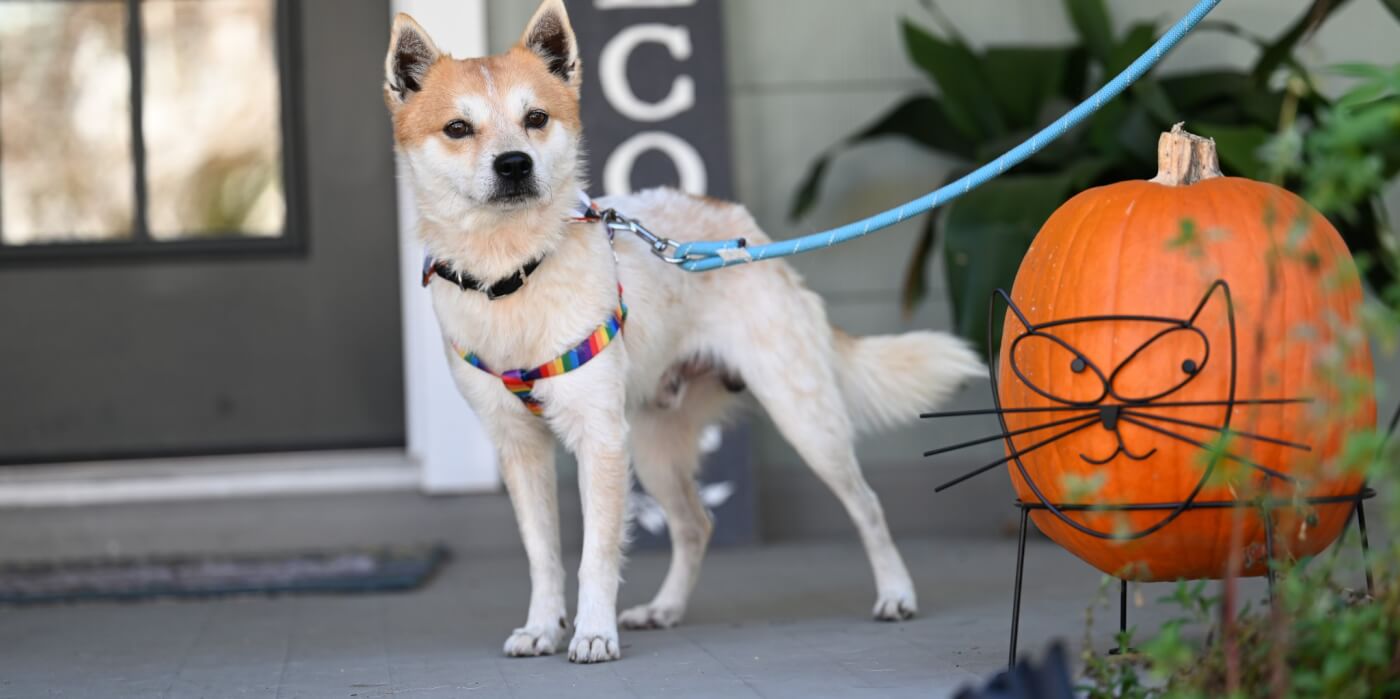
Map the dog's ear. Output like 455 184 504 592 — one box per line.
385 14 441 109
520 0 580 89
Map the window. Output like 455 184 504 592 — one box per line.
0 0 299 259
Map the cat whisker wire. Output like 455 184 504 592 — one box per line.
1122 397 1311 410
934 418 1099 493
922 412 1101 458
1119 410 1311 451
1116 415 1297 482
921 405 1102 419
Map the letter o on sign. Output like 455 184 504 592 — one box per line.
603 131 708 197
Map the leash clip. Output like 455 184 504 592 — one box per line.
599 209 687 264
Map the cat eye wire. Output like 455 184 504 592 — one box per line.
1107 324 1210 403
1007 331 1109 406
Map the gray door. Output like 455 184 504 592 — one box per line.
0 0 403 463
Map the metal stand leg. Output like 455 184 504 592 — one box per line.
1107 578 1134 656
1261 503 1277 600
1008 506 1029 669
1119 578 1127 637
1356 498 1374 596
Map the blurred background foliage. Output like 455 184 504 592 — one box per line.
792 0 1400 354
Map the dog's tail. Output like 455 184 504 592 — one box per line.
832 328 986 434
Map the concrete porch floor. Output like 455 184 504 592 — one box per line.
0 493 1306 698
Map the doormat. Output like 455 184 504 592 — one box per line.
0 544 449 605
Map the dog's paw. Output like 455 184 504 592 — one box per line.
618 603 684 630
567 630 621 663
872 590 918 622
503 624 566 657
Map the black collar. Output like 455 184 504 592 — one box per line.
422 257 543 300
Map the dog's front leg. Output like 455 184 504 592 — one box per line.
540 350 630 664
570 432 628 663
471 399 568 657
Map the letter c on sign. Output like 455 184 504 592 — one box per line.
599 24 696 122
603 131 708 197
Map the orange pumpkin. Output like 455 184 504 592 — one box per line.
998 126 1374 581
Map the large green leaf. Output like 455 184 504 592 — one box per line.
788 95 971 220
848 94 973 157
1059 46 1092 101
1383 0 1400 22
1107 21 1156 73
1160 71 1257 111
789 157 830 222
899 169 975 313
1252 0 1355 82
942 174 1081 354
1109 22 1179 125
983 47 1071 129
1162 70 1293 129
900 212 941 315
1063 0 1115 67
1332 200 1398 294
900 19 1006 140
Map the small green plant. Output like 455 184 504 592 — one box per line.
793 0 1400 353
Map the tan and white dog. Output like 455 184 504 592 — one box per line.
385 0 984 664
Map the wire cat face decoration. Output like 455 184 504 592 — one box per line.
924 280 1311 542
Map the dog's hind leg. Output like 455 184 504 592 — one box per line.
619 380 731 629
734 304 917 621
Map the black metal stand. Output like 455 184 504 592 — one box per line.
917 286 1400 670
1005 488 1377 667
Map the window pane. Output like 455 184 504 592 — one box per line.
141 0 284 240
0 2 134 245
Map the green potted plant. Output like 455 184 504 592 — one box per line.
792 0 1400 352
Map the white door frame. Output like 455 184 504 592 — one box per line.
394 0 498 494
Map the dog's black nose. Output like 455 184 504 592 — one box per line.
493 151 533 182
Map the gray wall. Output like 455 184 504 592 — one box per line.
485 0 1400 538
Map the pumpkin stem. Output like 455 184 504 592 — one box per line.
1149 123 1223 186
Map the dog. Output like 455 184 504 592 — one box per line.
384 0 984 664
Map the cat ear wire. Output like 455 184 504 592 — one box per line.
996 289 1036 332
1187 280 1233 326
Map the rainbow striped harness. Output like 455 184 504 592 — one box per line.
456 292 626 415
425 194 628 416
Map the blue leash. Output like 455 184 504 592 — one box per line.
661 0 1222 272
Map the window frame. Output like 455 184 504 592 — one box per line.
0 0 305 264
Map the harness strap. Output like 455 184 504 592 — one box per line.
442 192 626 416
455 286 627 415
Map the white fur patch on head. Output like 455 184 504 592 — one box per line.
454 95 490 128
478 65 498 100
506 84 538 117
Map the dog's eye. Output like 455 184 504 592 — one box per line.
443 120 472 139
524 110 549 130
